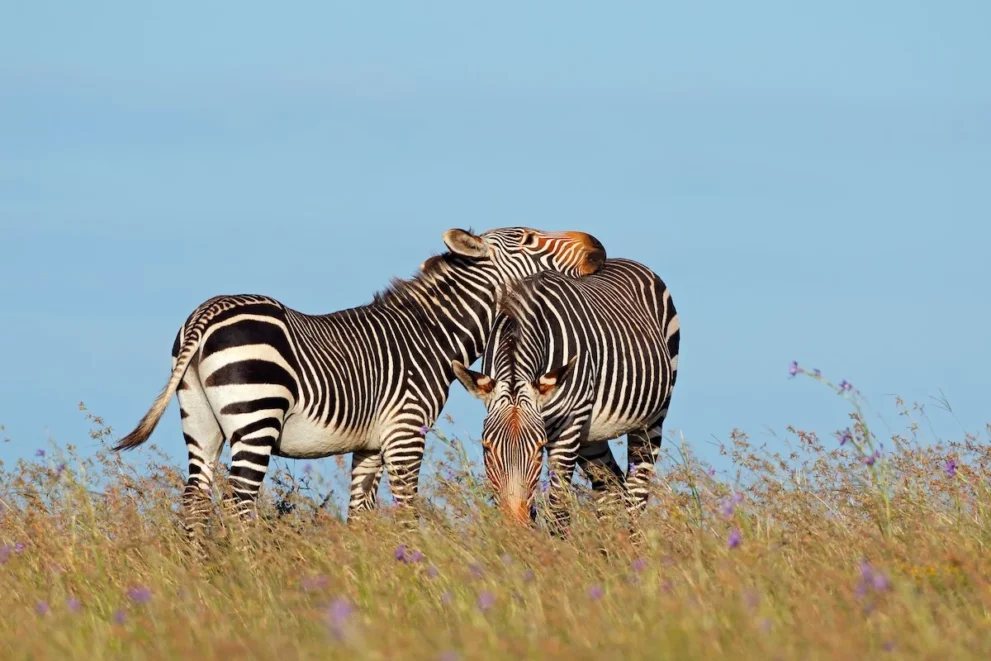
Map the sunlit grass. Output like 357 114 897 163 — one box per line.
1 375 990 659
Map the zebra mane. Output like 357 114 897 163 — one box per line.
494 278 545 386
372 227 487 308
371 251 465 308
496 274 543 326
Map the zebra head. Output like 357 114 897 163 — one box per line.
434 227 606 279
452 354 578 525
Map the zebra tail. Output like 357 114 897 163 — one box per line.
111 328 203 452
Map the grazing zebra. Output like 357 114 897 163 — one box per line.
112 227 605 546
452 257 679 537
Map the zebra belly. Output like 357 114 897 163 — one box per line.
586 412 650 443
275 414 371 459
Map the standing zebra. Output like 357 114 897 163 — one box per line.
452 257 679 537
112 227 605 547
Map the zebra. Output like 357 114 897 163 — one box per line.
111 227 605 547
451 257 679 539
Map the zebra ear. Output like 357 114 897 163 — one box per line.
535 355 578 399
452 361 495 399
443 229 489 258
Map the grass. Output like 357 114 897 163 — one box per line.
2 370 990 660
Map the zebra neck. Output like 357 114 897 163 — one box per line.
380 259 501 367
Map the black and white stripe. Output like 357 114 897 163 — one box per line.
112 227 605 546
453 257 680 534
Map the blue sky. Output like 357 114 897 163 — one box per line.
1 2 988 501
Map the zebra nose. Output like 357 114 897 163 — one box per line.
502 498 531 526
572 232 606 274
584 244 606 273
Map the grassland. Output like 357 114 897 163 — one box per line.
2 370 990 660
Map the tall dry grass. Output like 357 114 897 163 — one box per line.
1 367 990 659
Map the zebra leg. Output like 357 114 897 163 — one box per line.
347 450 385 521
544 433 581 538
203 390 287 529
177 365 224 560
576 441 626 521
381 427 427 528
224 418 283 523
625 421 665 546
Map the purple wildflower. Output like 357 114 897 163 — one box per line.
426 565 439 579
56 463 66 475
727 528 742 549
14 543 24 553
127 586 152 604
813 368 821 377
301 575 328 592
67 596 81 613
302 463 313 475
946 458 957 478
395 544 408 562
0 545 10 564
857 559 890 594
420 425 430 436
707 467 716 477
523 568 535 583
500 553 513 565
468 563 484 580
789 361 800 377
863 451 880 467
477 591 495 612
440 591 453 605
871 570 890 592
632 558 647 574
721 492 744 518
588 585 604 601
35 449 45 457
36 601 50 616
113 610 126 625
839 380 853 393
324 597 353 640
883 641 896 652
408 550 424 564
837 429 853 446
